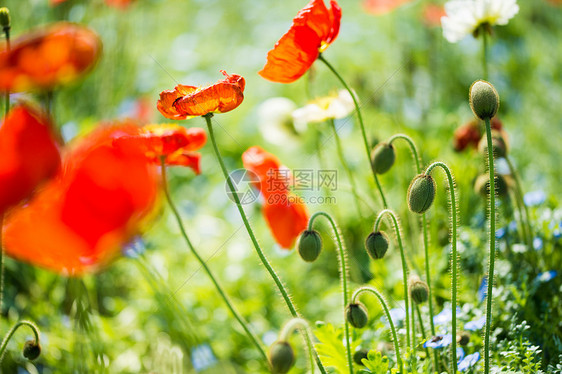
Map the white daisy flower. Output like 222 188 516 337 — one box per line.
441 0 519 43
292 90 354 128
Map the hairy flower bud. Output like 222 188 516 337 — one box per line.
23 340 41 360
408 276 429 304
457 332 470 346
0 7 10 30
346 303 369 329
474 173 508 197
365 231 389 260
370 143 395 174
407 174 436 214
353 349 369 366
268 341 295 374
469 80 499 120
297 230 322 262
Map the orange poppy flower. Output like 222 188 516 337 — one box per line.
157 70 245 120
422 4 446 27
0 104 61 214
363 0 413 15
3 123 159 275
50 0 135 9
453 118 503 152
0 22 101 92
263 194 309 249
113 124 207 174
259 0 342 83
242 146 290 199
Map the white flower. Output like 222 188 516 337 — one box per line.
292 90 354 128
258 97 301 146
441 0 519 43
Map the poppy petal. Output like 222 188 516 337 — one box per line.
263 195 309 249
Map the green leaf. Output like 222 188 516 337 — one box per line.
359 350 389 373
314 323 350 374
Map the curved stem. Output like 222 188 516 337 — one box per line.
424 161 458 374
483 119 496 374
388 134 421 173
0 320 40 362
308 212 353 374
374 209 410 352
482 26 489 81
204 115 326 374
505 157 533 248
329 119 363 219
279 318 316 372
318 54 388 209
159 158 268 362
352 286 404 372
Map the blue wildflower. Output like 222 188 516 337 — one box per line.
383 308 406 327
533 237 543 251
477 277 487 303
423 334 453 349
465 316 486 331
433 307 461 326
535 271 557 283
524 190 546 207
457 347 465 361
553 229 561 240
191 344 217 372
123 237 146 258
495 227 507 239
458 352 480 371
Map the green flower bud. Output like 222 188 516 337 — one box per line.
407 174 436 214
474 173 508 197
297 230 322 262
353 349 369 366
268 341 295 374
365 231 389 260
408 276 429 304
0 8 10 30
469 80 499 120
457 332 470 346
23 340 41 360
346 303 369 329
370 143 395 174
478 130 508 159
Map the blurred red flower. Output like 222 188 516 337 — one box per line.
363 0 413 15
242 145 288 198
113 124 207 174
454 118 503 152
3 123 159 275
157 71 245 120
50 0 135 9
0 104 61 214
0 22 101 92
259 0 341 83
422 4 446 27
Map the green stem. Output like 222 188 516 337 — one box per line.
308 212 353 374
0 320 40 362
424 162 458 374
1 26 10 316
204 115 326 374
318 54 388 209
505 157 533 248
415 305 431 364
483 118 496 374
352 286 404 373
482 26 489 81
159 157 268 363
374 209 410 352
329 119 363 219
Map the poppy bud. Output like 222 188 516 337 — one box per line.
0 7 10 30
346 303 369 329
457 332 470 346
353 349 369 366
365 231 389 260
268 341 295 374
478 130 508 159
370 143 395 174
23 340 41 360
408 276 429 304
407 174 436 214
297 230 322 262
469 80 499 120
474 174 508 197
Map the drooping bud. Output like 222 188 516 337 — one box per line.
408 275 429 304
469 80 499 120
268 341 295 374
457 332 470 346
370 143 395 174
353 349 369 366
346 303 369 329
0 8 10 30
407 174 436 214
297 230 322 262
478 129 508 159
23 340 41 360
365 231 389 260
474 173 508 197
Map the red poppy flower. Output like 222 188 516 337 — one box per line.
363 0 413 15
113 124 207 174
242 146 290 199
263 194 309 249
453 118 503 152
422 4 446 27
157 70 245 120
259 0 342 83
3 123 159 275
0 22 101 92
0 104 61 214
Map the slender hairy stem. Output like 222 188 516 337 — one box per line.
482 26 489 81
204 115 326 374
388 134 421 173
0 320 40 362
278 317 316 371
374 209 410 351
1 26 10 316
352 286 404 372
318 54 388 208
425 162 458 374
415 305 431 362
329 119 363 219
159 158 267 362
506 157 533 248
308 212 353 374
483 118 496 374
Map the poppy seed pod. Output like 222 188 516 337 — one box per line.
23 340 41 360
407 174 436 214
353 349 369 366
370 143 395 174
0 7 10 29
365 231 389 260
268 341 295 374
474 174 508 197
478 130 508 159
297 230 322 262
346 303 369 329
469 80 499 120
408 276 429 304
